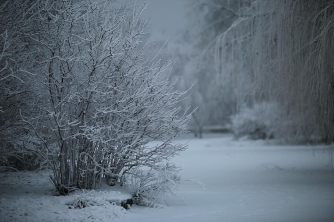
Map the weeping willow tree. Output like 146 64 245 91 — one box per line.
217 0 334 143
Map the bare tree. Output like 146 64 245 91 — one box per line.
181 0 242 133
10 0 190 194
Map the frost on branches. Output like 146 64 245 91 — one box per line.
123 163 181 208
3 0 190 194
0 1 38 171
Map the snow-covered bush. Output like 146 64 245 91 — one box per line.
123 163 181 208
231 102 280 140
0 0 190 194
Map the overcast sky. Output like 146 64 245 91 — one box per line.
129 0 189 39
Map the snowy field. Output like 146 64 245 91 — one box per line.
1 134 334 222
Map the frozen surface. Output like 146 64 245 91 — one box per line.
1 134 334 222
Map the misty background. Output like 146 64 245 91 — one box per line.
133 0 334 143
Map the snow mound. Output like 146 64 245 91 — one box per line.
67 190 132 209
0 170 130 222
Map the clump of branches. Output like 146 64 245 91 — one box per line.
0 0 43 171
2 0 190 194
123 163 181 208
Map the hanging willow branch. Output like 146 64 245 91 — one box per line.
216 0 334 143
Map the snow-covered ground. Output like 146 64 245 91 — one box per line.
1 134 334 222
